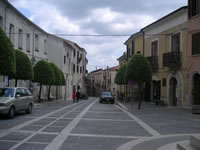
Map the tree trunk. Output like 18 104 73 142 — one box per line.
48 85 51 101
56 86 58 100
138 83 142 110
15 79 18 87
38 84 42 102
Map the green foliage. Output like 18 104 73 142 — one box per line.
192 85 200 105
33 60 54 85
10 50 33 80
49 63 61 85
125 54 152 84
59 69 66 85
0 29 16 76
114 64 127 85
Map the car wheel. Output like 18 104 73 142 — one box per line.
112 101 115 104
8 106 15 119
26 104 32 114
99 100 102 103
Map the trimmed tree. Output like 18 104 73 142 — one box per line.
125 54 152 109
33 60 55 102
0 29 16 76
114 64 127 85
114 64 128 100
60 70 66 86
10 49 33 86
49 63 61 100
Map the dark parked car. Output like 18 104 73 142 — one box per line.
0 87 34 118
99 92 115 104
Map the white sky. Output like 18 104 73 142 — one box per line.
9 0 187 72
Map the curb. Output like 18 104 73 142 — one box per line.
34 99 72 108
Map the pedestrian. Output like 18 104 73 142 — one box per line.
76 90 80 102
72 91 76 102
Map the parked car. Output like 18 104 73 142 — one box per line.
99 92 115 104
0 87 34 118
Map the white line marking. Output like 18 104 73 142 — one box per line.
115 105 160 136
82 118 135 122
45 99 98 150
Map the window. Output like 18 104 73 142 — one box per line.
26 34 30 52
0 16 3 30
35 34 39 52
9 24 15 45
18 29 23 50
44 39 47 54
190 0 200 18
151 41 158 56
132 40 135 56
77 51 79 62
73 50 76 57
192 32 200 55
77 65 79 73
127 46 130 59
73 64 75 73
64 56 66 64
171 33 180 52
80 67 82 73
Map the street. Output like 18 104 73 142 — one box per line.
0 97 200 150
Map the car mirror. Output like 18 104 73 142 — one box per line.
16 94 21 98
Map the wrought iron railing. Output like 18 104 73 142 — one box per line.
146 56 158 71
163 51 182 69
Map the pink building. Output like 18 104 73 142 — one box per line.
187 0 200 104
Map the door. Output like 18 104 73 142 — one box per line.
153 81 161 102
169 77 177 106
15 88 25 111
144 82 151 102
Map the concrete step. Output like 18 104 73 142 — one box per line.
190 136 200 150
177 141 196 150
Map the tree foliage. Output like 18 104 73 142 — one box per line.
0 29 16 76
114 64 127 85
11 50 33 81
125 54 152 84
49 63 61 85
59 69 66 86
33 60 54 85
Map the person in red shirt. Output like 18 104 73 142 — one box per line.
72 91 77 102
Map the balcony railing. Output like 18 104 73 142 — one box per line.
146 56 158 71
163 51 182 69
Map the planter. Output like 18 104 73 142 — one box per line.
192 105 200 114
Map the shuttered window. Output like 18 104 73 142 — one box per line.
171 33 180 52
192 32 200 55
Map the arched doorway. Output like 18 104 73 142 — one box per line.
169 77 177 106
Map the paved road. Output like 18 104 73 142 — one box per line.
0 98 200 150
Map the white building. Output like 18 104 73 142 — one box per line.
0 0 88 100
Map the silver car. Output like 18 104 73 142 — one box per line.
0 87 34 118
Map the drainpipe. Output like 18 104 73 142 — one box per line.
141 29 145 56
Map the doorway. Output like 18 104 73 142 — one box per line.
169 77 177 106
152 80 161 102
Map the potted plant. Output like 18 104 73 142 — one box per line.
192 85 200 114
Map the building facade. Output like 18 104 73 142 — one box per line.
123 6 189 106
187 0 200 105
0 0 87 100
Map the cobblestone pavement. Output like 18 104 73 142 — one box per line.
0 98 200 150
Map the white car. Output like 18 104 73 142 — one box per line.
0 87 34 118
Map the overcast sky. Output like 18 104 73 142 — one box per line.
9 0 187 72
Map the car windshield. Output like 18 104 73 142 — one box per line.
0 88 15 97
102 92 112 96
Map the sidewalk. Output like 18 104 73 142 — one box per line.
115 100 200 150
34 99 73 108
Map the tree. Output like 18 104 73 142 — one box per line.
49 63 61 100
59 70 66 86
10 50 33 86
33 60 55 102
0 29 16 76
114 64 127 85
125 54 152 109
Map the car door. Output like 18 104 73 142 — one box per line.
20 88 30 110
15 88 24 111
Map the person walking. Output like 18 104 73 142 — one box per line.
76 90 80 102
72 91 76 102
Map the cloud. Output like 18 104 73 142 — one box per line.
9 0 187 72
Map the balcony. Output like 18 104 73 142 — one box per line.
163 51 182 70
146 56 158 71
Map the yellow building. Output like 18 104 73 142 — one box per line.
124 6 189 106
